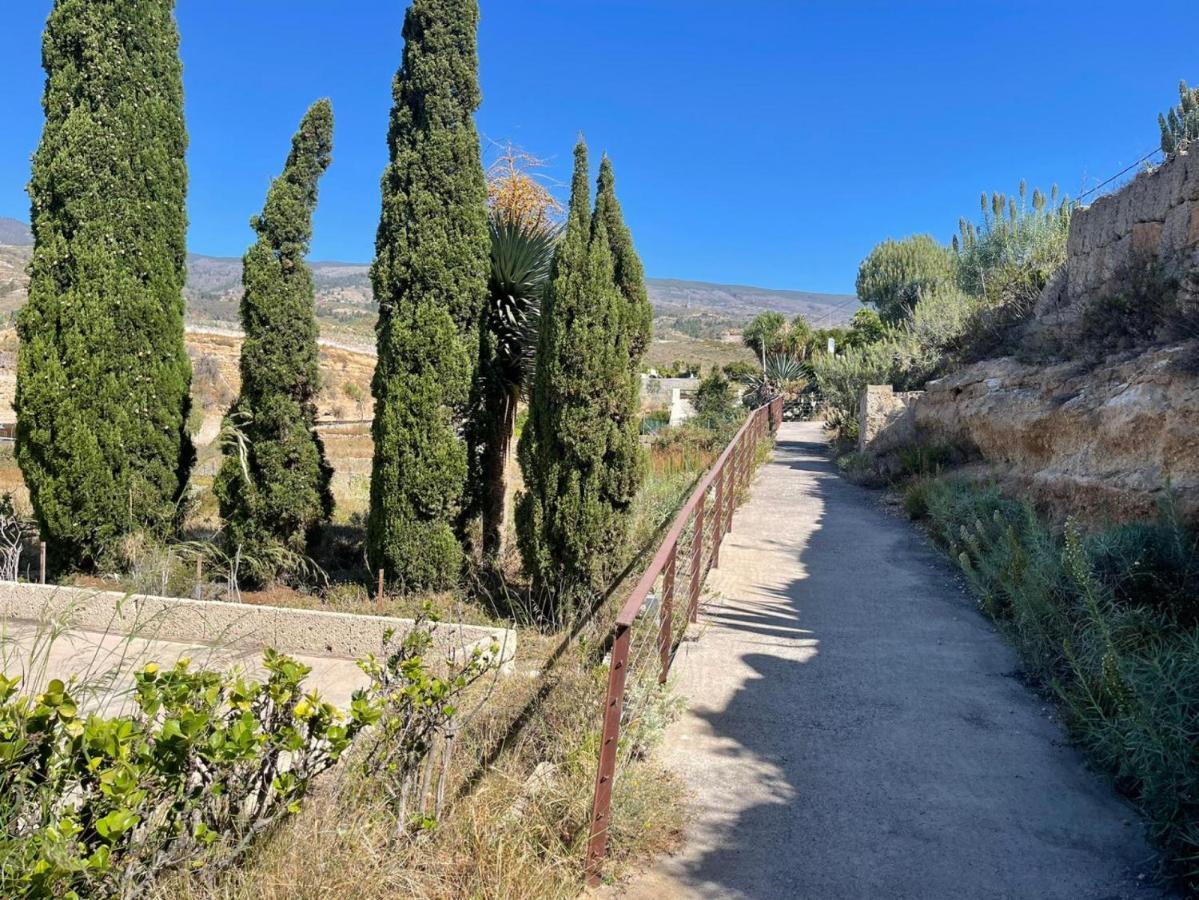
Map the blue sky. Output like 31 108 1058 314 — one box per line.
0 1 1195 295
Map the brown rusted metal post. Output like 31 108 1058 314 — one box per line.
376 568 384 610
688 498 705 623
711 466 725 569
586 621 633 885
39 541 46 584
658 543 677 684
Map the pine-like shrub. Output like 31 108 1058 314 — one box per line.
16 0 193 569
594 156 652 362
214 101 335 583
855 235 955 323
367 0 490 590
516 140 644 611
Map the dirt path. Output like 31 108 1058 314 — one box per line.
618 421 1167 899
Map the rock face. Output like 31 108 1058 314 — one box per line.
911 343 1199 525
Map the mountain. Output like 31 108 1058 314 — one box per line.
646 278 860 327
0 218 861 343
0 218 32 246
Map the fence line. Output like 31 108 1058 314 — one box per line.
584 396 783 885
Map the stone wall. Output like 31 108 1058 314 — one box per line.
858 385 924 460
1035 146 1199 338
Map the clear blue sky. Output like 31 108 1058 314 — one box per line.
0 1 1196 295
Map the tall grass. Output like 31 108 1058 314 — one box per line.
918 479 1199 892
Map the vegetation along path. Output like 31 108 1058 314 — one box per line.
623 421 1168 899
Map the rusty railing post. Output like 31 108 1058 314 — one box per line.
586 621 633 885
658 543 677 684
711 464 725 569
688 498 705 623
376 568 384 611
39 540 46 585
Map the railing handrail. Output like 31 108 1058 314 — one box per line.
614 402 774 628
586 395 783 885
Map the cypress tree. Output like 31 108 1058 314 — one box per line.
516 140 644 609
213 100 334 581
368 0 489 590
16 0 193 568
594 156 652 364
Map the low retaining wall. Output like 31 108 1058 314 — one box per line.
0 582 516 667
859 384 924 459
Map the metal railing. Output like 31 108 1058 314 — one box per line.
584 396 783 884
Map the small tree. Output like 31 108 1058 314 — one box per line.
742 311 788 358
214 101 335 582
855 234 955 323
516 140 643 611
845 307 887 347
368 0 490 590
16 0 193 569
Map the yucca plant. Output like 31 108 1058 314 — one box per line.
467 215 558 558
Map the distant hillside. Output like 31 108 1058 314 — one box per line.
0 217 861 343
647 278 860 327
0 218 31 246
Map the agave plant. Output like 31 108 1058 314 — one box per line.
468 215 558 558
742 354 807 408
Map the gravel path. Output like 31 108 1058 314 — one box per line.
616 420 1168 899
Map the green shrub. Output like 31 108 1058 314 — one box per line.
0 651 373 897
810 340 912 442
951 182 1072 359
0 621 497 897
901 477 935 520
1079 258 1181 354
922 479 1199 889
1159 80 1199 155
855 235 956 324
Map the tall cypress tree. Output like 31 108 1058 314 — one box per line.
594 156 653 364
214 100 334 581
368 0 489 590
516 140 644 609
16 0 193 568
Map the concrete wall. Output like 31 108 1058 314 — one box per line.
1036 146 1199 337
0 582 516 667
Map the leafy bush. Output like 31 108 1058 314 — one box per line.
692 368 739 429
923 479 1199 889
809 340 914 443
1159 80 1199 155
0 651 373 897
640 409 671 435
0 620 497 898
855 235 956 324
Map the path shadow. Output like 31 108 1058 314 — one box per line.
658 430 1168 900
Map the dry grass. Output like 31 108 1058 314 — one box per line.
643 336 755 375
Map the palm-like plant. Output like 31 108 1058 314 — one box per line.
742 354 807 408
468 215 558 558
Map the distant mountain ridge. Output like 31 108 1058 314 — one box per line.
0 217 861 337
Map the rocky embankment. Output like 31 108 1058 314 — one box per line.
913 341 1199 525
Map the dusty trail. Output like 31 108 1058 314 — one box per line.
618 420 1166 899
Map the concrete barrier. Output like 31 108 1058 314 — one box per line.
0 582 516 669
